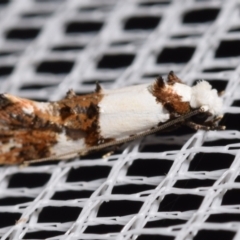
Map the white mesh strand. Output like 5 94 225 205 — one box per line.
0 0 240 239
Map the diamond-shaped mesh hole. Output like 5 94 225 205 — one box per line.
112 184 155 194
65 21 103 34
36 61 74 74
215 40 240 58
193 230 235 240
124 16 161 30
189 153 234 171
136 234 174 240
222 189 240 205
158 194 203 212
20 83 57 90
79 4 113 12
5 28 40 40
24 231 63 239
232 100 240 107
51 45 84 51
0 51 17 57
0 212 21 228
235 176 240 182
203 67 235 72
0 0 10 4
206 213 240 223
127 159 173 177
183 8 220 23
82 79 114 85
139 1 171 7
67 166 111 182
220 113 240 131
0 66 14 77
97 54 135 69
38 206 82 223
97 200 143 217
84 224 123 234
8 173 51 188
171 33 201 39
174 179 215 189
0 197 33 206
203 139 240 147
229 27 240 32
51 190 93 200
157 47 195 63
21 11 52 18
145 219 187 228
35 0 64 2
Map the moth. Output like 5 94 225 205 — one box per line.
0 71 224 165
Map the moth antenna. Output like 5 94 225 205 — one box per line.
65 89 76 99
167 71 182 85
95 82 102 93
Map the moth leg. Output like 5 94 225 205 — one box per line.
103 151 114 159
185 121 211 130
185 116 225 130
102 144 123 158
205 115 223 125
203 115 225 130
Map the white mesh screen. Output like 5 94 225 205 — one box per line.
0 0 240 239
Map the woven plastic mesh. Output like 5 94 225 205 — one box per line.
0 0 240 239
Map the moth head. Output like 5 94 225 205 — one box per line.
190 81 222 115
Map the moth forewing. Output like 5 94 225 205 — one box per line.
24 106 222 165
0 71 224 165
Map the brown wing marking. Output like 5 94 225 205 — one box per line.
150 73 191 114
0 89 113 164
0 90 106 145
0 129 58 164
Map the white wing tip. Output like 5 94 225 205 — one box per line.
190 81 222 115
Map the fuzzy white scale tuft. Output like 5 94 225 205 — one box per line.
190 81 222 115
